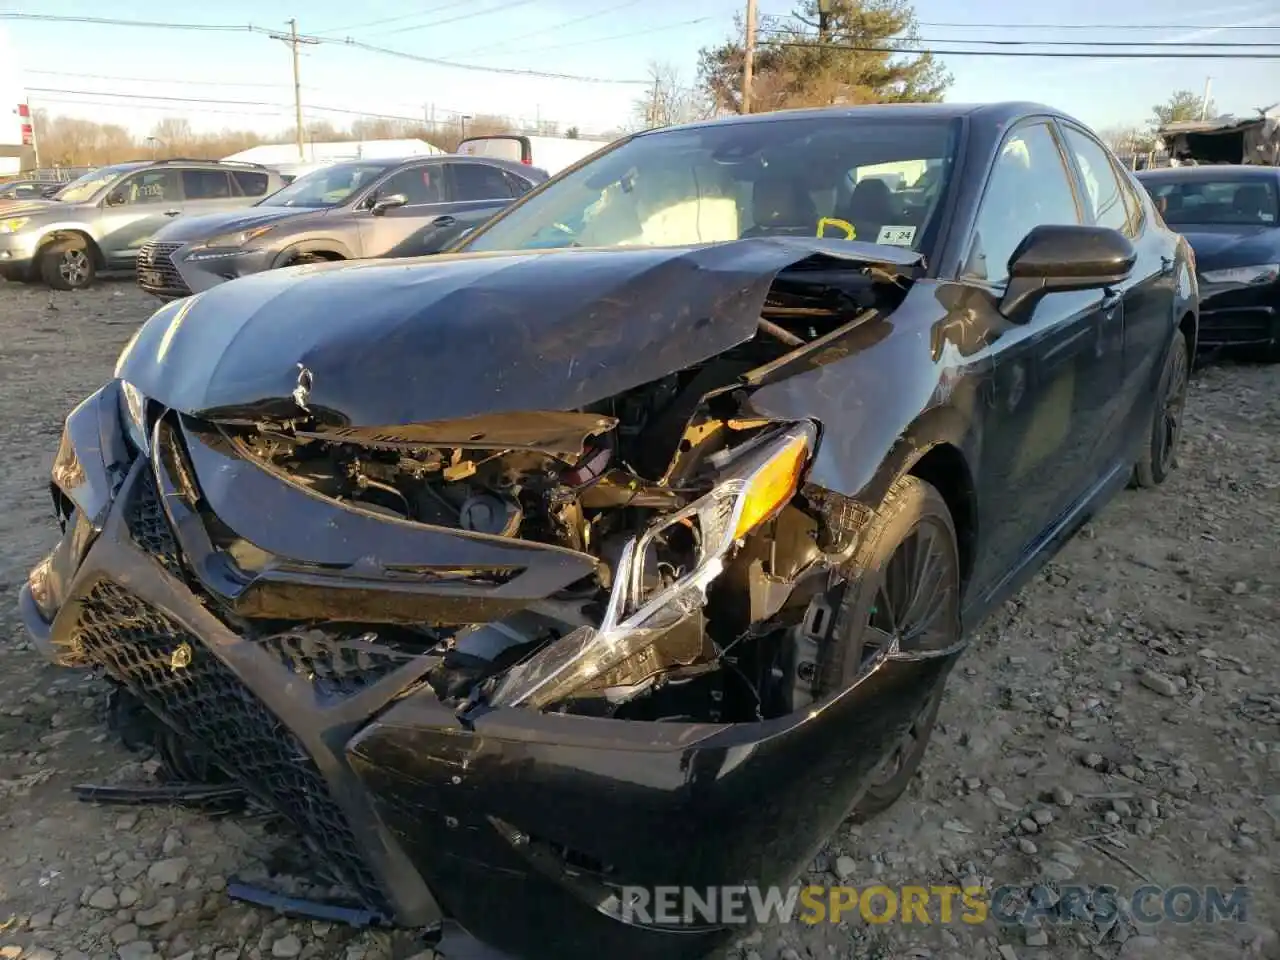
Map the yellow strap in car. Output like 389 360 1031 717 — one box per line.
817 217 855 240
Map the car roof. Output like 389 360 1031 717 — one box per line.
647 101 1070 135
1136 164 1279 183
373 154 545 177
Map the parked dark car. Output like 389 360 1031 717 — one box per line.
19 102 1196 960
0 178 60 201
136 155 547 299
1136 164 1279 361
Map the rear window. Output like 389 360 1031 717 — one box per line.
233 170 271 197
182 169 233 200
458 136 525 163
1140 177 1279 226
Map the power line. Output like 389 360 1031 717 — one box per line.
311 34 648 82
310 1 474 37
916 19 1280 30
1 11 648 84
768 39 1280 59
26 69 293 88
369 0 541 37
452 0 642 57
31 94 291 119
0 12 254 32
467 16 713 57
756 29 1280 48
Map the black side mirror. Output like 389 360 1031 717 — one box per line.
105 189 126 207
371 193 408 216
1000 224 1137 321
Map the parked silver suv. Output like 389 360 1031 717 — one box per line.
0 158 284 289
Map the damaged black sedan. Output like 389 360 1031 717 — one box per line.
20 103 1197 960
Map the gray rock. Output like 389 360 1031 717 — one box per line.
1052 786 1074 807
117 944 154 960
271 935 303 959
112 922 141 944
1025 928 1049 947
135 896 176 927
119 886 140 907
1140 672 1179 697
1018 838 1038 856
834 855 857 880
27 908 53 930
90 885 120 910
147 857 189 887
1031 808 1054 826
115 813 140 831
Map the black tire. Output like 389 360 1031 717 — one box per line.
1133 329 1189 488
817 474 961 823
39 237 96 290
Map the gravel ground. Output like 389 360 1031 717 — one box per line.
0 279 1277 960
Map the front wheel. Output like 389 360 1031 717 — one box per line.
1133 329 1189 488
40 237 97 290
818 475 961 823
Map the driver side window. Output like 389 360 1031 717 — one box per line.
375 165 447 205
963 122 1082 285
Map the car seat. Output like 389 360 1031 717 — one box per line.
837 177 897 242
1233 184 1272 220
742 176 818 237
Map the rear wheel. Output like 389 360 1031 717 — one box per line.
818 475 961 823
39 237 96 290
1133 329 1189 488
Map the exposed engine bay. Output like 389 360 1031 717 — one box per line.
204 258 911 725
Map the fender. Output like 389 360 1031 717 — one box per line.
271 238 355 267
36 225 106 264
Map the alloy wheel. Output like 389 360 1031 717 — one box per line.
1156 345 1189 474
863 519 959 786
59 250 90 286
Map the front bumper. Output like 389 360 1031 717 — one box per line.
1197 281 1279 350
137 240 276 300
20 391 953 960
0 230 40 279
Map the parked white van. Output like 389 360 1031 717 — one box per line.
455 134 611 176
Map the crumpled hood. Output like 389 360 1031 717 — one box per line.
151 205 316 243
116 236 922 427
1178 225 1280 271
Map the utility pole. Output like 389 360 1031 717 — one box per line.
818 0 833 40
269 19 318 161
648 73 660 127
742 0 757 114
1199 76 1212 121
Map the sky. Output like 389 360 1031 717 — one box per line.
1 0 1278 143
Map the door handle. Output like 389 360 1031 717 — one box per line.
431 215 456 226
163 210 180 217
1160 255 1175 275
1100 289 1123 312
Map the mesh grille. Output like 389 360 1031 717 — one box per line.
136 241 189 296
258 629 416 698
74 581 390 916
124 468 181 576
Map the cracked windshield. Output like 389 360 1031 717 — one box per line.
461 117 958 255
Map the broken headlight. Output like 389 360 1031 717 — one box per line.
119 380 149 455
489 421 817 710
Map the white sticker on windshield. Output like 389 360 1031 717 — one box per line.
876 225 917 246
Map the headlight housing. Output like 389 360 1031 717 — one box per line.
1200 263 1279 286
0 217 30 234
489 422 817 710
119 380 149 455
185 225 275 259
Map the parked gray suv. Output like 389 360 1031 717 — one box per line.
0 158 283 290
136 154 547 300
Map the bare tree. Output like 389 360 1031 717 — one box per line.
632 61 714 131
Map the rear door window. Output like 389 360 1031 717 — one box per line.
1059 126 1130 235
450 162 516 201
503 171 534 196
232 170 271 197
181 169 235 200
